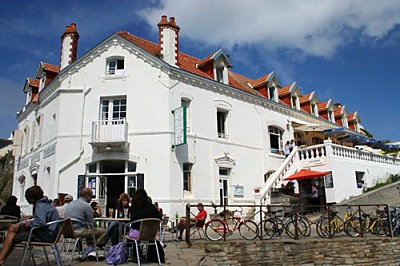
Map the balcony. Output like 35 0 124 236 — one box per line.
90 119 128 152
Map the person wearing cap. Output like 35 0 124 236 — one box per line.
55 194 73 218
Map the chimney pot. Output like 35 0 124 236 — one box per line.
60 23 79 70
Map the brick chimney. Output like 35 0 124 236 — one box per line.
60 23 79 70
158 16 180 67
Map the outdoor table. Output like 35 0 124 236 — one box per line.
95 217 130 242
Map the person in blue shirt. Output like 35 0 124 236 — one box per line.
0 186 59 265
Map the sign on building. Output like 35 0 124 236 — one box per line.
172 106 187 146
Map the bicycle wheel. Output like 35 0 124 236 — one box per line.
344 217 364 237
205 219 225 241
316 217 334 238
285 219 308 239
274 218 285 236
261 219 276 239
299 216 312 237
239 220 259 240
373 217 390 236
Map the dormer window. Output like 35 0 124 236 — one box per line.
291 94 299 110
311 103 318 117
107 57 125 75
216 67 224 83
328 109 335 123
268 87 277 102
342 116 348 128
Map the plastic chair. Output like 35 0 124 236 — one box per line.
20 218 68 266
60 218 99 265
123 218 162 265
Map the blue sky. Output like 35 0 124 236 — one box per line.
1 0 400 141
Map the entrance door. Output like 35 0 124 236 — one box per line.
100 160 125 216
219 179 228 206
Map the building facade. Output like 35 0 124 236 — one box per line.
13 17 400 215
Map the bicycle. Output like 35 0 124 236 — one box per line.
345 207 390 237
259 208 287 239
205 207 259 241
316 206 361 238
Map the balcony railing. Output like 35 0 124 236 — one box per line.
91 119 128 143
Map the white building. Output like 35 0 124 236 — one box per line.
13 17 400 216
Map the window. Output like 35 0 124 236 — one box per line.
107 58 125 75
183 163 192 191
217 109 229 139
328 109 335 123
342 117 348 128
294 132 306 147
355 171 365 188
268 126 283 150
216 67 224 83
311 103 318 117
181 98 191 132
101 98 127 121
268 87 276 101
291 95 299 110
219 168 230 206
35 115 43 147
22 126 30 155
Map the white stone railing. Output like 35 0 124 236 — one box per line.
259 147 300 204
91 119 128 143
259 140 400 204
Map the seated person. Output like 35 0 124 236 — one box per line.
177 203 207 240
90 202 102 218
0 196 21 219
0 186 59 265
64 188 106 258
105 193 130 245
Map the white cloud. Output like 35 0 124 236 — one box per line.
138 0 400 58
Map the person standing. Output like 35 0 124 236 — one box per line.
310 183 319 212
284 141 291 157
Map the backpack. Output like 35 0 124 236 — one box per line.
106 242 127 265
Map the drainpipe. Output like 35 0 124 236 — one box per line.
56 85 91 195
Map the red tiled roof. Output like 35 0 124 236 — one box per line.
117 31 258 96
348 113 356 121
299 93 312 104
27 78 40 88
278 85 291 96
317 100 329 110
41 62 60 73
250 74 270 88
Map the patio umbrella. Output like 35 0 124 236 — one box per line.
323 127 347 137
295 123 331 132
339 135 377 144
284 169 330 181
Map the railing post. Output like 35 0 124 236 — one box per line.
323 139 333 158
186 203 191 247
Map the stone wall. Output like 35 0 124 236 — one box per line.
198 237 400 265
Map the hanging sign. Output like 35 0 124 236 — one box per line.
172 106 187 146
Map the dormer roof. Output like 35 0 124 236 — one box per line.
317 100 332 111
23 78 40 93
198 49 233 68
36 61 60 78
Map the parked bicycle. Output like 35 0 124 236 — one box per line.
316 206 361 238
345 206 390 237
205 207 259 241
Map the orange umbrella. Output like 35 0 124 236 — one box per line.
284 169 330 181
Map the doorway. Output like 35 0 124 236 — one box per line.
100 160 125 215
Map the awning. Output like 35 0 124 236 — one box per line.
284 169 330 181
295 123 331 132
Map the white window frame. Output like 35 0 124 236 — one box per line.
100 97 127 121
217 109 229 139
181 98 191 133
268 87 277 102
291 94 299 110
183 163 192 192
268 126 283 151
107 57 125 76
311 102 318 117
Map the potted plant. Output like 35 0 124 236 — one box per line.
254 186 261 193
